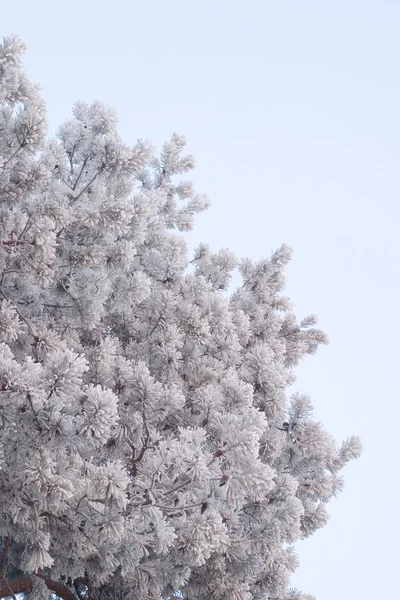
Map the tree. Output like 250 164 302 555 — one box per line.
0 36 361 600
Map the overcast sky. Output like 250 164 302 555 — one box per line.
3 1 399 598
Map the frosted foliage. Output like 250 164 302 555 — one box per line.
0 37 361 600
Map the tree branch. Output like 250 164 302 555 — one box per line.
1 144 24 168
70 173 99 205
72 158 88 191
0 575 78 600
0 290 37 336
0 538 12 579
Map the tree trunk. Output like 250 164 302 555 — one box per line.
0 538 12 579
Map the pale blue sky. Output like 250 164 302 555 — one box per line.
3 1 399 598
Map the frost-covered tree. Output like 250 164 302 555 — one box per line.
0 37 361 600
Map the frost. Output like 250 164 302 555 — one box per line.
0 35 361 600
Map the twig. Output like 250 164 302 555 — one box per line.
72 158 88 191
1 144 24 168
26 392 49 432
70 173 99 205
0 290 37 336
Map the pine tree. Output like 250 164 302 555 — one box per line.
0 37 361 600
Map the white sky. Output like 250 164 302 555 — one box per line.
3 1 399 598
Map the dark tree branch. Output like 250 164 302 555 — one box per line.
0 538 12 579
0 574 78 600
72 158 88 191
